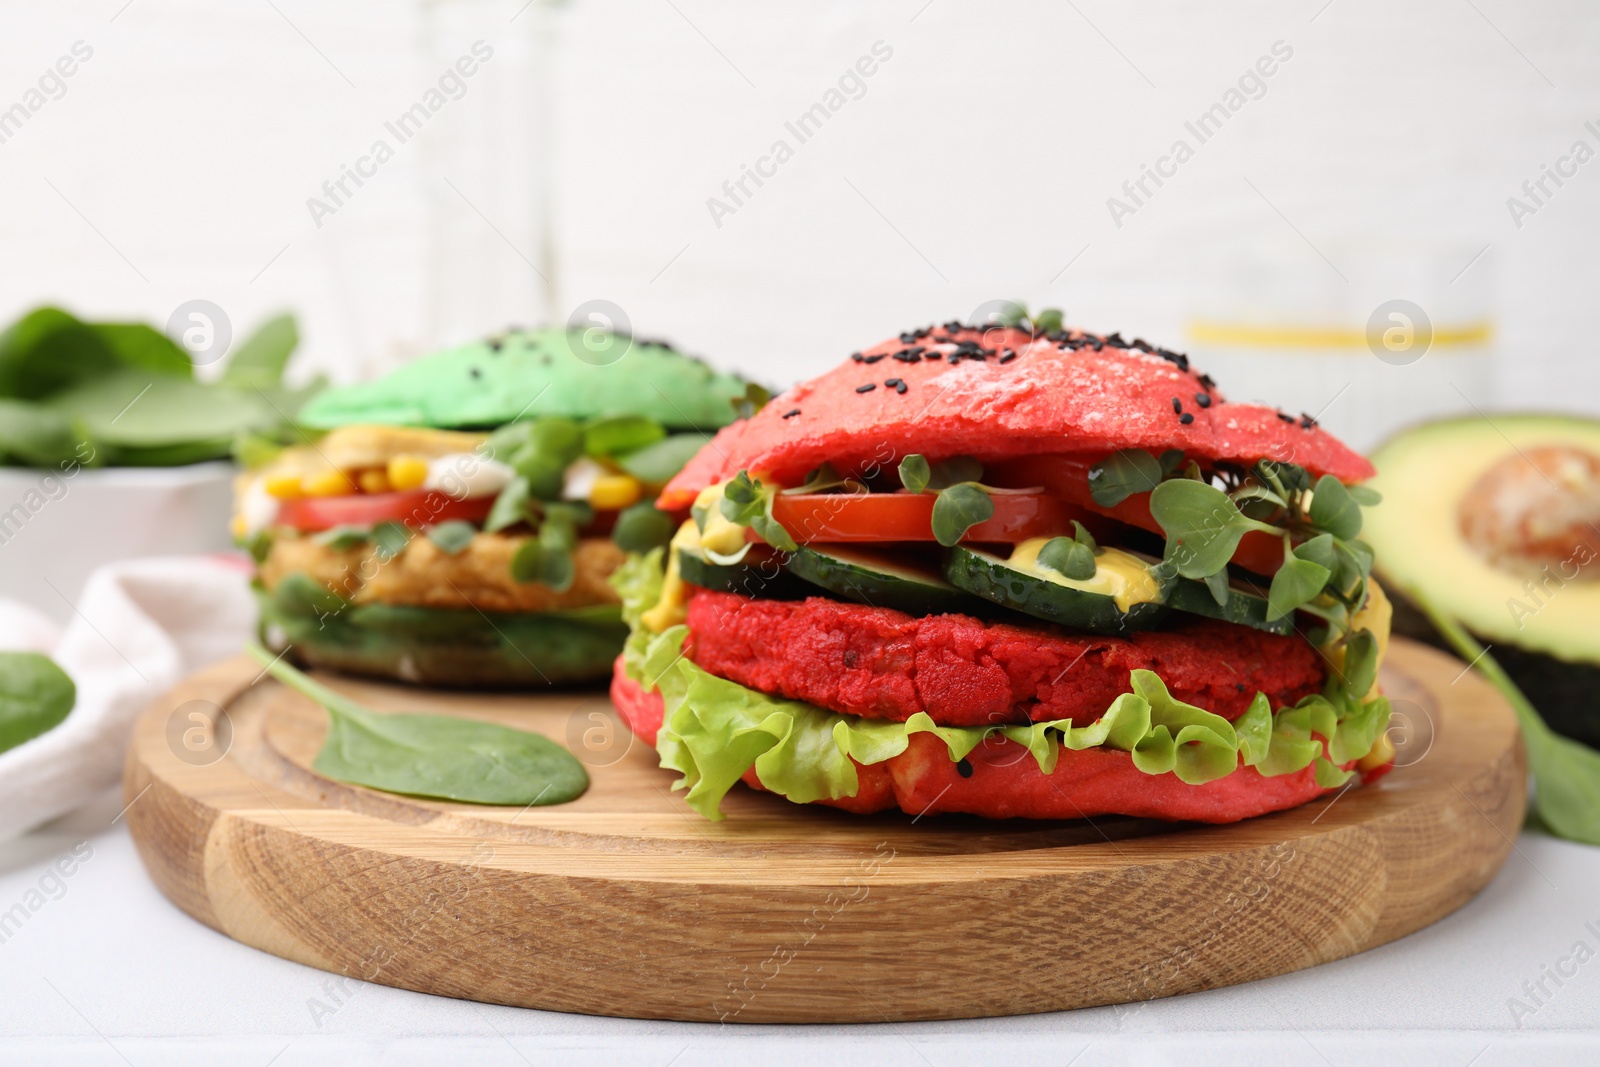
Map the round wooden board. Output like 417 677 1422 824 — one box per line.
123 637 1524 1023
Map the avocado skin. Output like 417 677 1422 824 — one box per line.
256 575 625 688
1388 585 1600 750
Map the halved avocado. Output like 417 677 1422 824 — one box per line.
1365 414 1600 746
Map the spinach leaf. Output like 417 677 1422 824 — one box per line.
370 521 412 561
0 307 120 400
313 524 370 551
221 313 299 389
1309 474 1362 539
930 483 994 546
1038 536 1096 580
1266 534 1331 621
615 432 712 487
612 502 677 552
1148 478 1278 578
484 476 532 533
1087 449 1164 507
425 520 477 555
46 370 282 448
719 471 798 552
0 399 82 466
92 323 192 378
898 454 931 494
247 643 587 806
583 414 665 457
1416 594 1600 846
0 652 75 754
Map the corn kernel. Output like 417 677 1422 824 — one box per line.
263 474 305 499
305 469 356 497
357 469 391 494
589 473 643 511
388 454 430 491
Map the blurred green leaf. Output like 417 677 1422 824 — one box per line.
221 313 298 389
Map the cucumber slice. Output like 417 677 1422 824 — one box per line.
1169 577 1294 635
945 543 1173 634
785 544 984 617
675 547 807 600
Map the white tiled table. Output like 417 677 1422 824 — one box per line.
2 787 1596 1066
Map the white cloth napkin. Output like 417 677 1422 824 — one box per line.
0 556 256 841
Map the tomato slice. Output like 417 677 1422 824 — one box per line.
276 490 496 532
769 491 1085 544
986 454 1284 576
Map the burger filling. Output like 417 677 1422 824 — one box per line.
236 420 687 622
617 443 1394 820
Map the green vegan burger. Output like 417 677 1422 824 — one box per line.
236 327 754 686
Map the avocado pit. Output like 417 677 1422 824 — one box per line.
1457 445 1600 579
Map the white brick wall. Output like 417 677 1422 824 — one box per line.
2 0 1596 441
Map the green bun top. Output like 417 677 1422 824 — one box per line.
298 328 750 431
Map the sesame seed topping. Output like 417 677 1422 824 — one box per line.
956 758 974 778
850 352 864 362
469 367 482 379
999 350 1017 364
1276 412 1296 423
855 383 877 393
1171 397 1183 414
1179 412 1195 425
862 353 887 364
885 377 903 388
1195 393 1212 408
782 408 801 419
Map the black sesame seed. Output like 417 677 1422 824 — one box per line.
999 350 1017 364
1236 683 1247 693
1198 373 1217 391
855 383 876 393
863 353 887 364
1132 338 1152 352
899 332 919 344
1195 393 1212 408
885 377 903 388
1047 330 1070 343
1104 332 1128 348
1179 412 1195 425
956 758 974 778
1171 397 1183 414
894 381 908 394
1276 412 1296 423
851 352 864 363
948 353 962 364
469 367 482 379
782 408 801 419
487 338 503 352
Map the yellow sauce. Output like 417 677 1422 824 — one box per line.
1006 539 1165 612
640 520 700 633
692 480 751 558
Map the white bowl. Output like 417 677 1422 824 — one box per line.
0 462 237 622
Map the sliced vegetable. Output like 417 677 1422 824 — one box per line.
1168 576 1293 635
769 491 1082 545
275 489 494 532
677 545 809 600
945 543 1173 633
784 544 983 616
